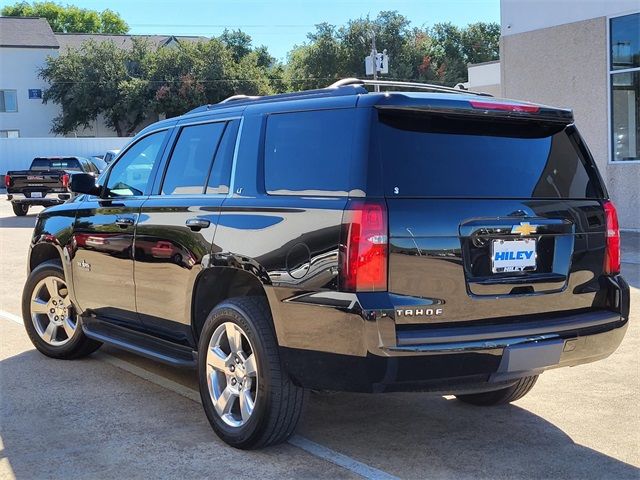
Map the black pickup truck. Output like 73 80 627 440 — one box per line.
5 156 99 216
21 79 629 449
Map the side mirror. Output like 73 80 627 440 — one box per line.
70 173 100 196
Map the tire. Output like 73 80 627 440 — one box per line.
22 260 102 359
455 375 539 406
12 203 29 216
197 297 306 449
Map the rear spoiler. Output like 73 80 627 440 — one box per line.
375 99 573 125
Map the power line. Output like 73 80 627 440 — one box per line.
128 24 316 28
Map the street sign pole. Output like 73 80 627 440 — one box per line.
371 31 379 92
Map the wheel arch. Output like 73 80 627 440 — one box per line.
191 266 274 342
29 241 63 273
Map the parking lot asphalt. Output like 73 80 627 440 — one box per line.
1 202 639 479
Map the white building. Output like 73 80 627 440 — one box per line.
469 1 639 231
0 17 204 139
0 17 61 138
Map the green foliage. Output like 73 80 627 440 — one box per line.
220 29 253 62
284 13 500 86
37 9 500 136
285 23 345 90
1 1 128 33
40 39 152 136
40 34 276 135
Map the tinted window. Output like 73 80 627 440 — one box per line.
207 120 239 195
31 158 82 171
375 111 602 199
106 131 166 197
162 122 225 195
264 109 354 196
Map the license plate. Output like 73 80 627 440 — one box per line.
30 192 43 198
491 238 536 273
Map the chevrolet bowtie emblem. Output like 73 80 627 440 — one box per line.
511 222 538 236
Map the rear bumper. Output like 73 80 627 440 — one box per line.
282 315 627 393
7 192 70 205
279 276 630 393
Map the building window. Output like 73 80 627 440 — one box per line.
0 90 18 112
0 130 19 138
610 13 640 162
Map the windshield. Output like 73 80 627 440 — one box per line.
374 110 604 199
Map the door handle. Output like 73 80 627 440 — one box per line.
186 218 211 231
115 217 134 228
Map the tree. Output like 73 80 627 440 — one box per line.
283 12 500 87
339 11 414 80
147 38 275 118
284 23 345 90
37 11 500 137
220 29 253 62
425 23 467 85
1 1 128 33
461 22 501 65
39 39 152 136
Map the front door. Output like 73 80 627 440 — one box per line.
134 119 239 345
71 130 169 326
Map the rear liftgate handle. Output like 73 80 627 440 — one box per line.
186 218 211 231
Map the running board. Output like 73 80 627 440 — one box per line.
81 316 197 368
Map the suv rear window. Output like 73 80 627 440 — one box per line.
31 158 82 171
264 109 354 196
375 110 603 199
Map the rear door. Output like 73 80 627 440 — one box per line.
374 108 609 325
134 118 240 344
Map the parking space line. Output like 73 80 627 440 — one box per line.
0 309 400 480
288 435 400 480
0 310 23 325
98 352 202 403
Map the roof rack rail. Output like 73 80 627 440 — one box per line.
200 84 366 109
329 78 493 97
185 77 492 116
220 94 261 104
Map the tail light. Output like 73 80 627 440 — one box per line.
603 200 620 275
469 100 540 113
61 173 70 189
4 174 11 188
339 200 388 292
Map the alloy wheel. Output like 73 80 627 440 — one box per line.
30 276 77 346
206 322 258 427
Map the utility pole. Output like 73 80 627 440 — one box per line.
371 31 379 92
364 31 387 89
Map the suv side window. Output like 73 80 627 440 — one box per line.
264 109 354 196
206 120 239 195
106 131 167 197
161 122 226 195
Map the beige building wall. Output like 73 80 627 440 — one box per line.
501 17 640 230
468 60 502 97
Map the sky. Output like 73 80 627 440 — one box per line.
0 0 500 60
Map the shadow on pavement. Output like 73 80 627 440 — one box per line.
301 391 640 479
0 213 39 229
0 349 354 480
1 347 637 479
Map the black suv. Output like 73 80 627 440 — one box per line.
22 79 630 449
